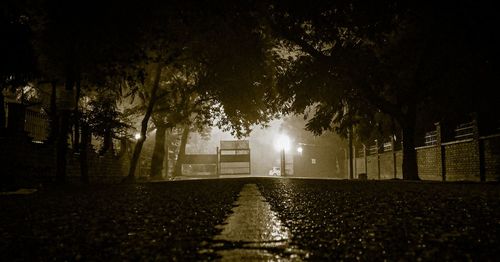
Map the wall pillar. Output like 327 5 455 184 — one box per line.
435 122 446 181
471 114 485 181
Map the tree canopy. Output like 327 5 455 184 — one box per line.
2 0 498 180
265 0 499 179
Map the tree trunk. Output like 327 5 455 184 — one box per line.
401 109 420 180
56 109 70 183
174 125 190 177
127 63 162 179
165 129 171 178
100 128 113 155
56 71 77 183
73 80 81 151
150 125 167 178
80 122 89 183
348 125 354 179
48 81 58 144
0 89 5 130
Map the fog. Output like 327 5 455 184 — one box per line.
186 119 288 175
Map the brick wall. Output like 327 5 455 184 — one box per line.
1 134 128 185
481 135 500 181
444 139 480 181
66 149 128 179
353 134 498 181
416 146 441 181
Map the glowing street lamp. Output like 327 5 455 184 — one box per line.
274 134 290 176
134 133 141 140
297 146 303 154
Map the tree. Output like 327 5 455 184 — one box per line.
281 114 348 176
26 0 149 182
150 64 214 178
126 63 163 179
124 1 280 179
266 1 499 180
0 0 36 130
23 0 286 179
123 0 207 180
84 91 130 155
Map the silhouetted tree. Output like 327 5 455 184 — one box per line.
150 64 214 178
0 0 36 130
27 0 148 181
124 1 280 179
266 1 499 180
84 92 129 155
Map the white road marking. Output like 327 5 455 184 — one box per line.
210 184 306 261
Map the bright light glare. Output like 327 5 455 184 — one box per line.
134 133 141 140
297 146 303 154
274 134 291 152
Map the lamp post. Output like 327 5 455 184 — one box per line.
275 134 290 177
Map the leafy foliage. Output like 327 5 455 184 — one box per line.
265 0 499 179
83 92 130 140
0 0 36 89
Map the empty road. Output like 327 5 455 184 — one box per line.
1 178 499 261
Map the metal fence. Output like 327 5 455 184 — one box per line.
24 109 49 143
455 121 474 140
425 131 438 146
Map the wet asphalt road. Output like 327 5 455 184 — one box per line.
1 178 499 261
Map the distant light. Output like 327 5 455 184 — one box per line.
134 133 141 140
274 134 290 152
297 146 303 154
